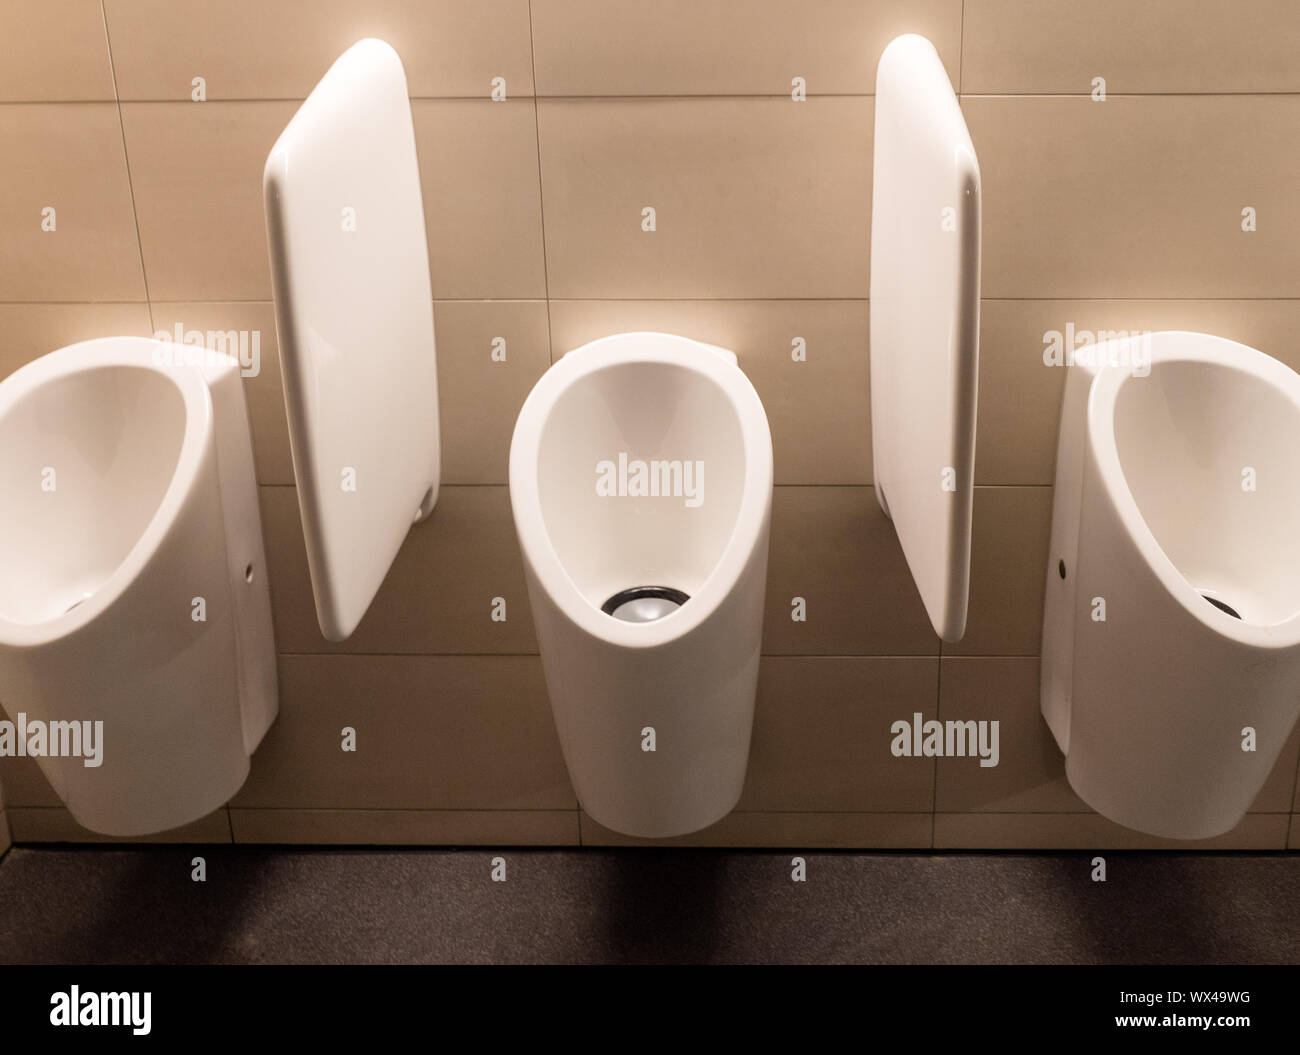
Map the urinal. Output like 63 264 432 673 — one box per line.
0 337 277 836
1042 330 1300 840
509 333 773 838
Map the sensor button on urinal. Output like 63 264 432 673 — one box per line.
602 586 690 623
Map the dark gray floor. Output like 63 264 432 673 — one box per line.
1 846 1298 964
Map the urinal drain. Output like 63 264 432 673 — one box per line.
601 586 690 623
1202 594 1242 620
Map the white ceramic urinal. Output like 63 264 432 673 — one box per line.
870 34 981 643
510 333 773 838
1043 330 1300 840
264 38 440 642
0 337 277 836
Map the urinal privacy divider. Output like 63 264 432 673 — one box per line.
869 34 981 643
264 39 440 642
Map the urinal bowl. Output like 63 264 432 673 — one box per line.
0 337 277 836
509 333 773 839
1042 330 1300 840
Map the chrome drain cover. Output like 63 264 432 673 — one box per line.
601 586 690 623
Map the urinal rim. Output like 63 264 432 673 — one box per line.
1085 328 1300 649
0 336 215 648
509 331 773 650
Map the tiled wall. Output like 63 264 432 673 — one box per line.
0 778 9 859
2 1 1299 851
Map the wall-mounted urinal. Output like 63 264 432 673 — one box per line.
264 38 440 641
870 34 981 642
1043 330 1300 839
0 337 277 836
510 333 773 838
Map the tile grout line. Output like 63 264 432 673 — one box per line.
270 652 1026 660
525 0 557 367
931 645 943 849
1285 729 1300 820
958 0 966 95
11 296 1300 305
10 294 1300 302
6 92 1300 104
98 0 152 315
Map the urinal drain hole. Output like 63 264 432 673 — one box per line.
601 586 690 623
1203 594 1242 620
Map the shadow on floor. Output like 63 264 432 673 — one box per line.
1 846 1298 964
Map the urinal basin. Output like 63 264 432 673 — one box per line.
0 337 277 836
1042 330 1300 839
510 333 773 838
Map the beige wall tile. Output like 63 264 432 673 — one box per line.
965 96 1300 300
0 104 145 300
436 300 551 484
0 0 115 101
946 486 1051 656
414 99 547 299
934 811 1289 851
6 806 232 843
230 808 579 845
978 300 1300 486
149 301 290 483
0 756 60 807
124 99 546 302
739 657 937 812
0 303 153 380
104 0 534 100
548 300 870 485
532 0 960 96
963 0 1300 94
581 810 931 849
537 97 871 299
936 657 1081 812
260 485 538 654
121 101 292 300
1258 723 1300 814
763 487 938 656
231 655 575 810
977 300 1068 487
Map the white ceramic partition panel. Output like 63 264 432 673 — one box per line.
264 39 440 642
869 34 981 643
